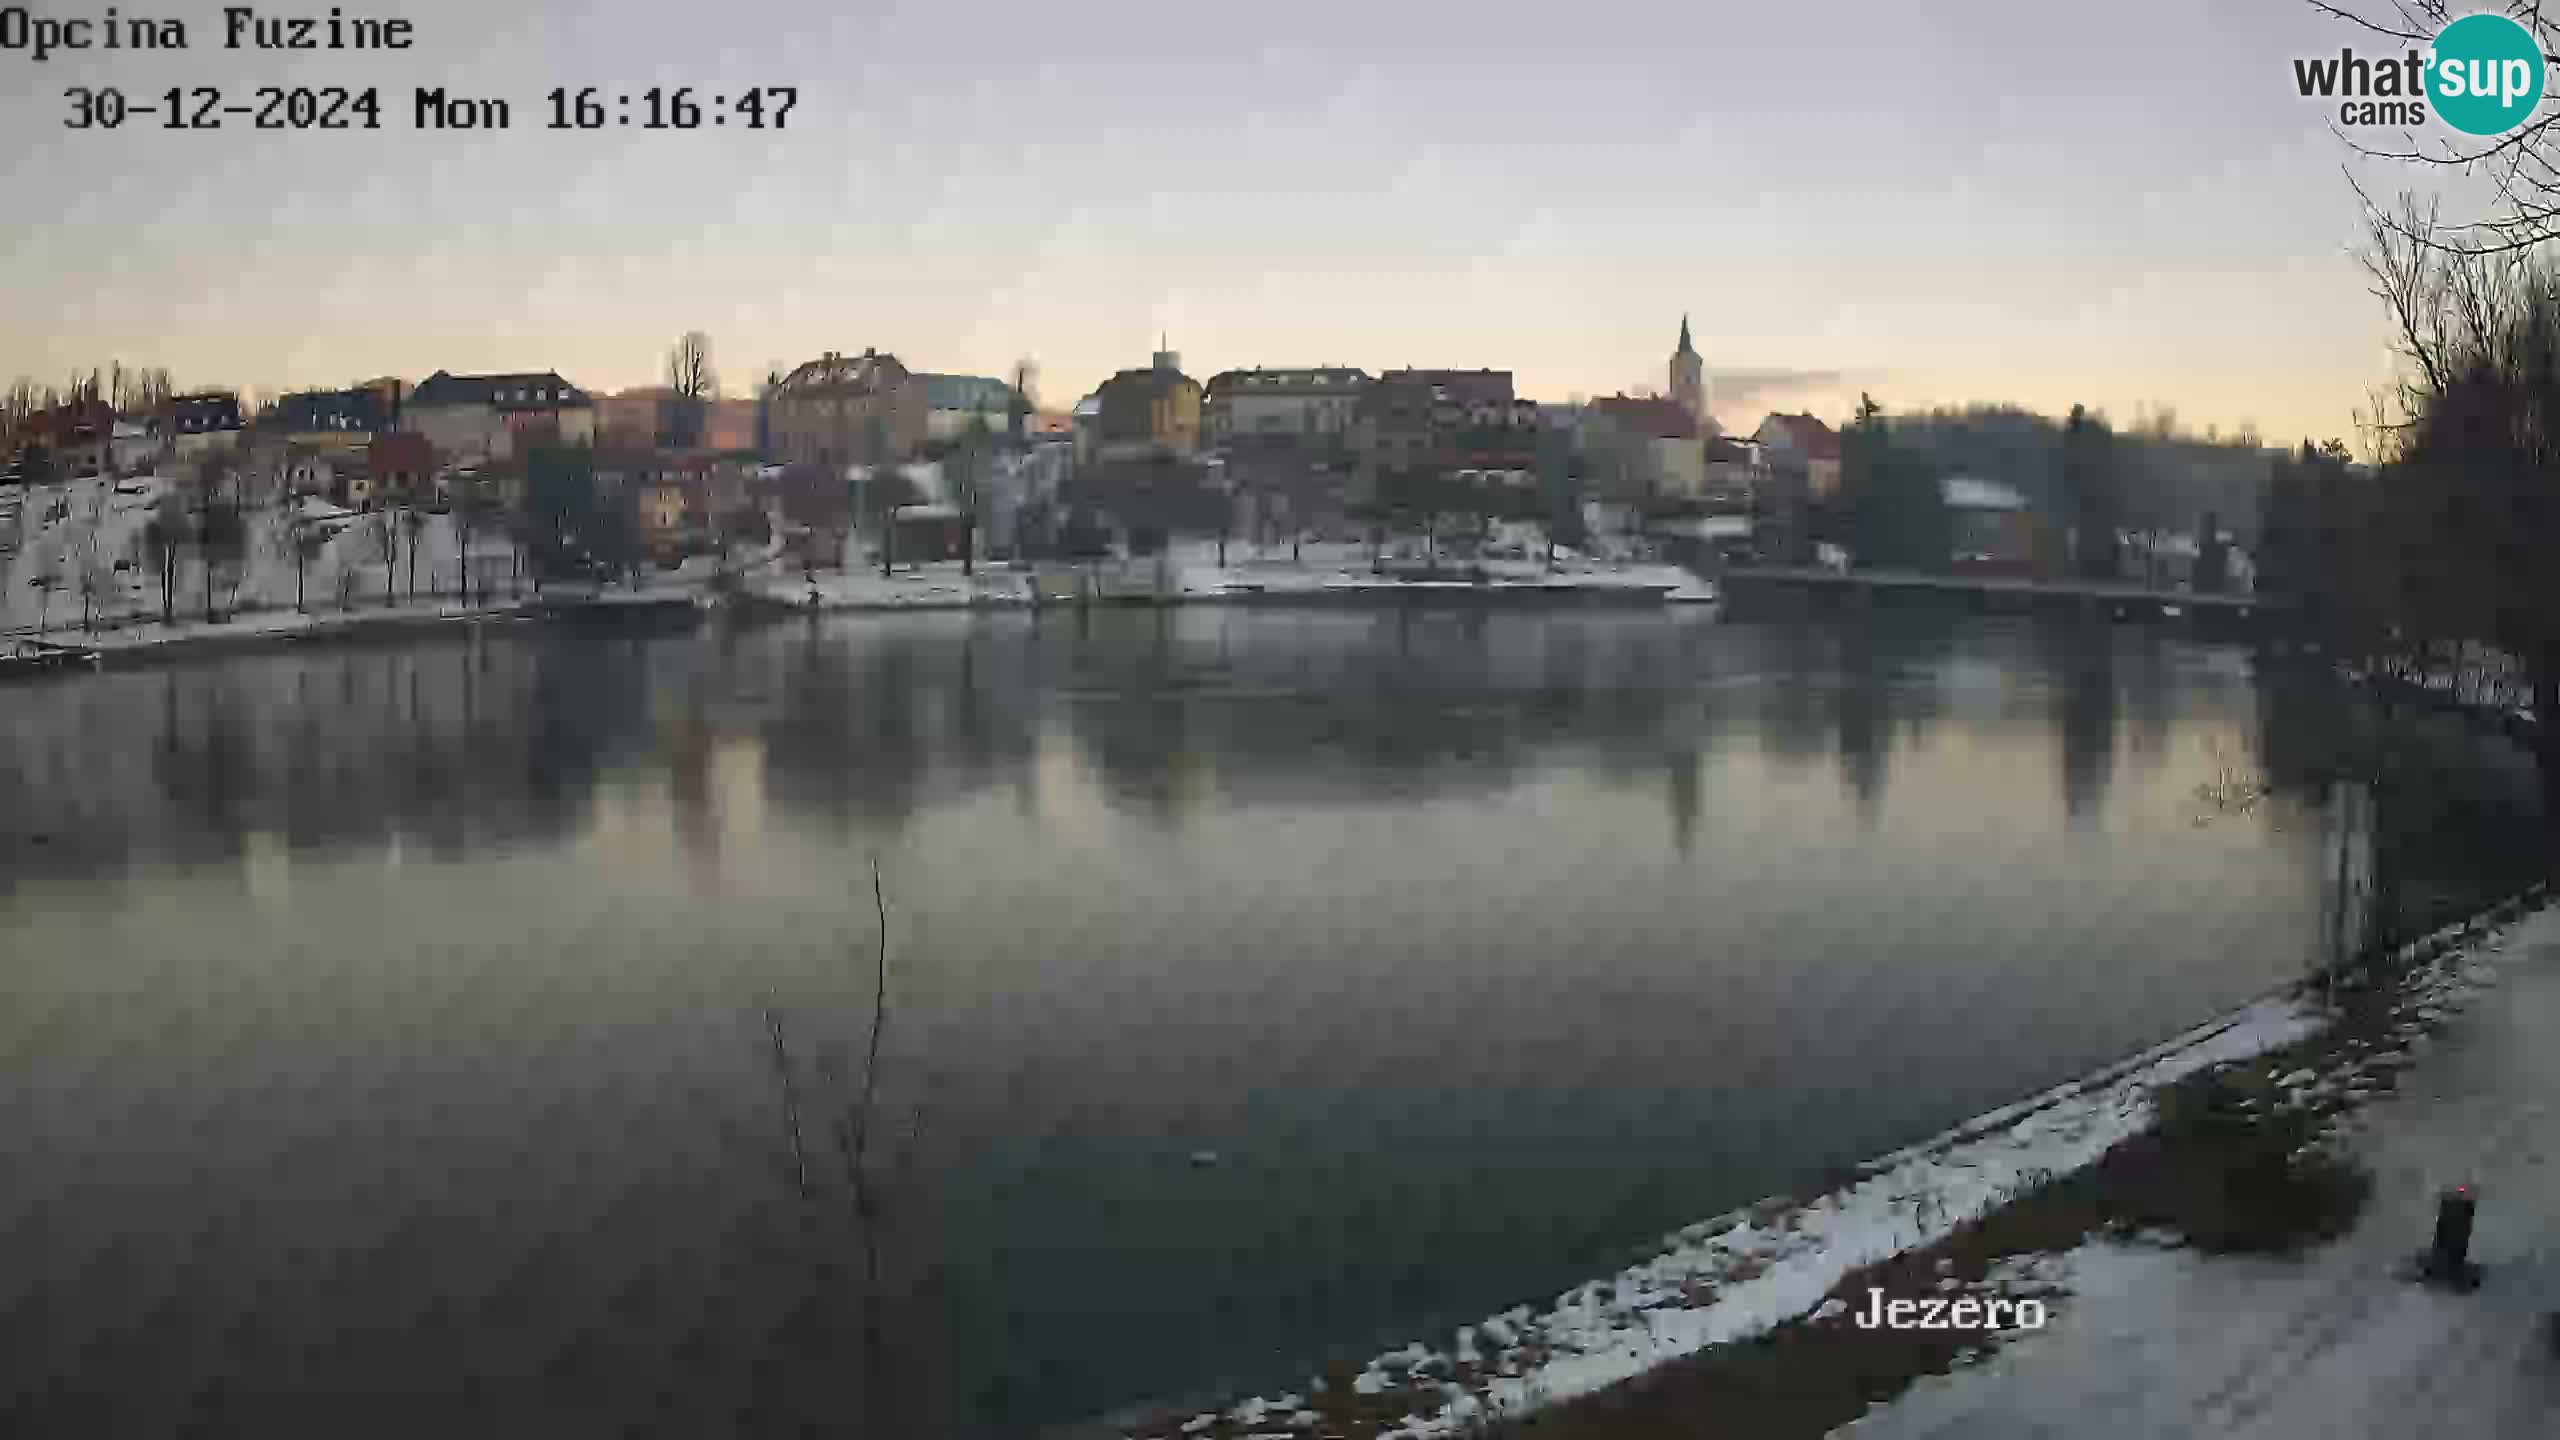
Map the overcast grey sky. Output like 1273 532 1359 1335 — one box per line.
0 0 2440 440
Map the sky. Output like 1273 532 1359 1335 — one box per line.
0 0 2467 443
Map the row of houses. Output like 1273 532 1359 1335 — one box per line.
1034 324 1851 550
4 332 1958 574
4 353 1038 482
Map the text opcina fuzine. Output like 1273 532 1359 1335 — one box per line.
1 6 417 63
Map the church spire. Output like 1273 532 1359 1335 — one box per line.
1669 313 1707 428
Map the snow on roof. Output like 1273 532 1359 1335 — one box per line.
915 373 1021 412
1655 514 1755 540
1941 475 2028 511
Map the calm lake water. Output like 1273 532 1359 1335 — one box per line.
0 607 2541 1438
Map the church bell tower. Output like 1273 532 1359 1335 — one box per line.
1670 315 1707 430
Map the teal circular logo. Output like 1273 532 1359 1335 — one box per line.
2428 13 2546 135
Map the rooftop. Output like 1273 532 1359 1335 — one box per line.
411 370 591 410
1941 474 2029 511
1203 367 1372 396
1757 411 1842 460
916 373 1023 413
1590 394 1700 441
268 388 390 433
775 348 911 396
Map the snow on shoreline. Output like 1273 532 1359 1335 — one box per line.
1143 897 2555 1439
1140 994 2330 1439
740 549 1718 614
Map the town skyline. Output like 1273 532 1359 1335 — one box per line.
5 0 2417 448
0 325 2365 454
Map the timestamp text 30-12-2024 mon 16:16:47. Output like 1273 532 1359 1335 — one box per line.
59 83 798 132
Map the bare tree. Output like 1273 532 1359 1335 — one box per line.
2314 1 2560 253
665 331 718 449
402 507 428 597
455 479 501 605
74 534 114 632
668 330 717 400
143 496 184 626
369 510 399 607
3 376 39 432
2357 192 2537 453
950 415 992 576
1010 357 1039 444
294 521 329 613
29 542 61 633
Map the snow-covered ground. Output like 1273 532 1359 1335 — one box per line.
1 472 529 634
2340 648 2540 729
1845 902 2560 1440
1136 992 2338 1438
2 472 721 652
738 538 1717 614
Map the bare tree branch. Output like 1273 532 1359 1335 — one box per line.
666 330 717 402
2316 0 2560 250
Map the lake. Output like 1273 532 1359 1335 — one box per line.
0 606 2541 1437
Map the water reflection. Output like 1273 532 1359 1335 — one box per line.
2042 616 2119 826
0 609 2538 1439
4 610 2081 878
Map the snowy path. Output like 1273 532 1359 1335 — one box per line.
1847 909 2560 1440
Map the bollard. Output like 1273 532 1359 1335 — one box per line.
2426 1183 2481 1289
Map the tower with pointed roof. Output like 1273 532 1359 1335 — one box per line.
1669 315 1707 431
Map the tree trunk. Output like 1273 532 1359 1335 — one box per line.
296 547 306 613
2536 647 2560 835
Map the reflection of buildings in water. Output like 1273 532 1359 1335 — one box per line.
1045 610 1731 825
1833 619 1895 825
2041 618 2120 827
1664 744 1703 854
755 619 1044 836
2108 629 2177 781
0 608 2353 895
664 699 729 869
0 635 621 888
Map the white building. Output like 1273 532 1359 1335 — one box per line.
916 373 1024 443
167 393 245 459
1583 394 1705 500
1201 367 1370 444
405 370 597 463
110 420 160 474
